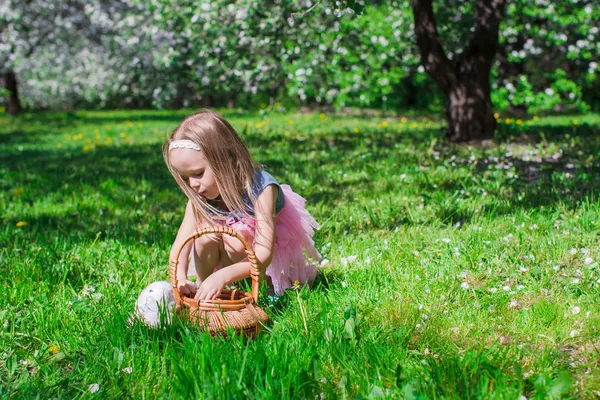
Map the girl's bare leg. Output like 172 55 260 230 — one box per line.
193 234 222 282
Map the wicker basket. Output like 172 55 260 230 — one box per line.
169 226 269 337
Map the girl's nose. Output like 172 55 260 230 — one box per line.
189 177 200 189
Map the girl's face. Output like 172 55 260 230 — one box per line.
170 148 219 200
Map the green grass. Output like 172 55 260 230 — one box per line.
1 109 600 398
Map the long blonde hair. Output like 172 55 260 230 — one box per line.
163 109 259 225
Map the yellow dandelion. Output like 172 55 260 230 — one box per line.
505 118 512 124
287 119 294 125
533 116 539 121
382 121 389 127
354 128 359 133
319 113 326 119
494 113 500 119
49 345 60 354
15 188 24 195
573 120 579 125
16 221 27 227
83 145 91 151
516 119 522 125
400 117 407 123
410 122 418 128
57 143 63 148
260 103 266 108
120 133 126 138
274 102 281 108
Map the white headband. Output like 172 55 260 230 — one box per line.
169 140 201 151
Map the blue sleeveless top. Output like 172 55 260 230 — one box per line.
208 169 285 218
251 169 285 215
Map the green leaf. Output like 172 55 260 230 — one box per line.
368 385 385 399
548 371 572 399
343 317 355 341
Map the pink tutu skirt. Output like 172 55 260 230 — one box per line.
190 185 322 295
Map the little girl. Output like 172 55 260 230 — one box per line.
163 109 322 300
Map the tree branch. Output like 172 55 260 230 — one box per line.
411 0 457 95
463 0 506 72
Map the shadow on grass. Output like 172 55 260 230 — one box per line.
409 121 600 227
1 118 599 245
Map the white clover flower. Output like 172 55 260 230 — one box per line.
441 238 451 243
122 367 132 374
570 330 579 338
461 282 469 290
89 384 100 393
569 248 578 255
584 257 593 265
340 256 357 266
509 299 519 308
572 306 581 315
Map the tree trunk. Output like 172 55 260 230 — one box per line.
411 0 505 142
447 84 496 141
5 70 23 116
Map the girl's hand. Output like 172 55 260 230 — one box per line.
177 279 198 298
194 273 226 301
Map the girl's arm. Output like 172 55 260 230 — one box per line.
194 186 277 300
170 200 198 294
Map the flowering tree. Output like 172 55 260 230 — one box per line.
3 0 596 117
0 0 155 114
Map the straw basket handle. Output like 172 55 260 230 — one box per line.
169 226 261 306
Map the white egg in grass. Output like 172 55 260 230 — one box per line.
135 281 176 327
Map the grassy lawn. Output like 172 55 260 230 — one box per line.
1 109 599 398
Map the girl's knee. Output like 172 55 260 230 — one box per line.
194 234 221 255
222 235 246 255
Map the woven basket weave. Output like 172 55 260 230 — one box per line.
169 226 268 337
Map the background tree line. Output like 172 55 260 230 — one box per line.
1 0 598 137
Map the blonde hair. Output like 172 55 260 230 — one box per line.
163 109 259 225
